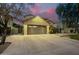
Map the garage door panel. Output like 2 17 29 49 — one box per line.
27 25 47 34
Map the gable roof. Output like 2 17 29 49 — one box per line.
23 16 54 25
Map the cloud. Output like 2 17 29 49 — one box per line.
30 4 40 15
46 8 56 15
29 4 59 23
39 8 59 23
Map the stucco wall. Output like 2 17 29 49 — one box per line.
23 25 27 35
47 26 50 34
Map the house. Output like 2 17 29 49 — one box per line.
7 19 23 35
12 22 23 34
23 16 54 35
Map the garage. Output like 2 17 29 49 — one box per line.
27 25 47 34
23 16 53 35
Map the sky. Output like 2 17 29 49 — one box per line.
15 3 59 24
29 3 58 15
28 3 59 23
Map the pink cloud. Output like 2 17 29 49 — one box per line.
30 4 40 15
46 8 56 15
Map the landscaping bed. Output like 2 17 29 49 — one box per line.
60 34 79 40
69 34 79 40
0 42 11 54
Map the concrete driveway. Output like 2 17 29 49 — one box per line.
1 34 79 55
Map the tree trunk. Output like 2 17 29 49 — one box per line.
0 29 7 45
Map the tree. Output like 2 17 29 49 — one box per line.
56 3 79 33
0 3 31 45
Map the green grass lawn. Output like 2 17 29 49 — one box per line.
69 34 79 40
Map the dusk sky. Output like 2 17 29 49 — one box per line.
16 3 59 24
28 3 59 23
29 3 58 14
14 3 59 23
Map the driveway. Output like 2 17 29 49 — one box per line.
1 34 79 55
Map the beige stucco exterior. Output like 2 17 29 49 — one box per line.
23 25 28 35
47 26 50 34
23 16 51 35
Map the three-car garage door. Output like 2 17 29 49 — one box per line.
27 25 47 35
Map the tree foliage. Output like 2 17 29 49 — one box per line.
56 3 79 28
0 3 33 44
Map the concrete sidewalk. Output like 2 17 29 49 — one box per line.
1 34 79 55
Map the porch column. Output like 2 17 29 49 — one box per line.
23 25 27 35
47 26 50 34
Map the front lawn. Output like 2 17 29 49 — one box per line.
69 34 79 40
